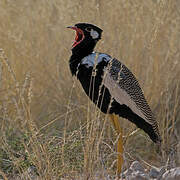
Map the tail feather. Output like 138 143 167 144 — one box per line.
111 103 161 144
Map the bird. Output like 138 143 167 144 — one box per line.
67 23 161 174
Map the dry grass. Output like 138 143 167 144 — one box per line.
0 0 180 179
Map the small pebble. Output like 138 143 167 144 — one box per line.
162 167 180 180
149 167 160 178
130 161 145 172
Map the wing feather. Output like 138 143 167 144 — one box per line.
103 58 160 136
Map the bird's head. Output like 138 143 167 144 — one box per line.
67 23 103 52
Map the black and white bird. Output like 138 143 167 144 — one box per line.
67 23 161 173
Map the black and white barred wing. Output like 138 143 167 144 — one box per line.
103 58 160 137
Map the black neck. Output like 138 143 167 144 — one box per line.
69 40 96 75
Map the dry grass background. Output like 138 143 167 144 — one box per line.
0 0 180 179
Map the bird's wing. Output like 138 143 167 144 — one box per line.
103 58 160 136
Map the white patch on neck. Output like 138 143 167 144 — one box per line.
81 53 111 68
90 29 99 39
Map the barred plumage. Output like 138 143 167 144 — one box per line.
103 58 161 139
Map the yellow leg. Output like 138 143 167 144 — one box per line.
109 114 123 174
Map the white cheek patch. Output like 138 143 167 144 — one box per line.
90 29 99 39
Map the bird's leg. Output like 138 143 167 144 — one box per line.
109 114 123 175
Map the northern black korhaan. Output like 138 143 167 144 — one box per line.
67 23 161 173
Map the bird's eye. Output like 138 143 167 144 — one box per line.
85 27 92 32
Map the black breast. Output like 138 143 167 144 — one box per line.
76 60 112 114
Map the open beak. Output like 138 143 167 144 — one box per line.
67 26 76 30
67 26 85 48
